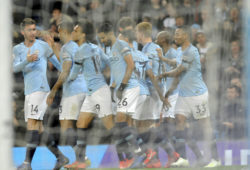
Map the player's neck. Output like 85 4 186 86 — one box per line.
24 39 35 47
110 35 116 47
181 41 190 51
62 35 72 44
77 39 85 46
163 44 171 54
142 37 152 46
199 42 207 48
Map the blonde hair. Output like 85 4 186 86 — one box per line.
136 22 152 38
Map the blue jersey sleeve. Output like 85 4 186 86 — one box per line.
74 50 84 64
100 48 110 68
181 49 196 69
49 54 61 71
146 62 152 71
118 41 131 58
12 46 29 73
61 48 73 62
68 63 81 81
44 44 54 58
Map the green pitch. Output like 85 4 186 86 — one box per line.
89 166 248 170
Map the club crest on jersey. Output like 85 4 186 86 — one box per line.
34 50 39 55
111 52 119 61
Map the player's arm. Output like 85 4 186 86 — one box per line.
146 69 171 108
43 32 60 61
116 53 134 100
165 77 180 98
68 50 84 81
68 61 82 81
122 53 134 85
48 54 62 71
116 46 134 99
156 48 177 67
159 64 186 78
13 48 38 73
47 60 72 105
100 49 111 79
159 53 194 78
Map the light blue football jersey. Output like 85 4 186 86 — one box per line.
60 40 87 97
13 39 61 95
142 42 164 88
73 42 109 95
164 48 181 95
131 49 151 95
178 44 208 97
110 39 138 90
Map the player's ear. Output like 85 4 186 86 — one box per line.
82 33 86 41
21 30 24 36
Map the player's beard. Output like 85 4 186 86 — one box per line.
104 39 112 47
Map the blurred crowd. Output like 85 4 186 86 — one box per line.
12 0 245 146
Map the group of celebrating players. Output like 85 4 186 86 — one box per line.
13 16 221 170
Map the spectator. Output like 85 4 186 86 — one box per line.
49 2 73 26
224 40 244 78
229 7 242 40
196 30 216 80
161 1 177 29
220 85 246 140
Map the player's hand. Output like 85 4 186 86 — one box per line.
162 97 171 109
157 73 166 80
46 91 56 106
27 49 38 62
43 32 55 47
156 48 163 60
116 89 123 100
116 83 127 100
110 87 116 102
222 122 234 129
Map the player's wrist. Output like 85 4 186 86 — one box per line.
165 91 171 98
118 83 127 91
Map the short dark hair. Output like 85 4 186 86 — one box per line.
78 19 96 44
97 21 113 33
159 30 173 44
178 25 192 39
20 18 36 30
117 17 135 30
58 21 74 33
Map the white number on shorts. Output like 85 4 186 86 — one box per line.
59 105 62 114
118 98 128 107
195 103 206 116
96 104 100 112
31 104 38 115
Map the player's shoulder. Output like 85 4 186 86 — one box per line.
36 39 50 47
65 40 78 50
189 44 199 52
149 42 161 50
13 42 24 51
116 39 130 49
133 50 149 62
79 42 93 52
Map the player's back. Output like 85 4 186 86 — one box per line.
60 40 87 97
13 39 53 95
178 44 207 97
76 42 108 94
132 49 150 96
142 42 164 88
110 39 138 90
